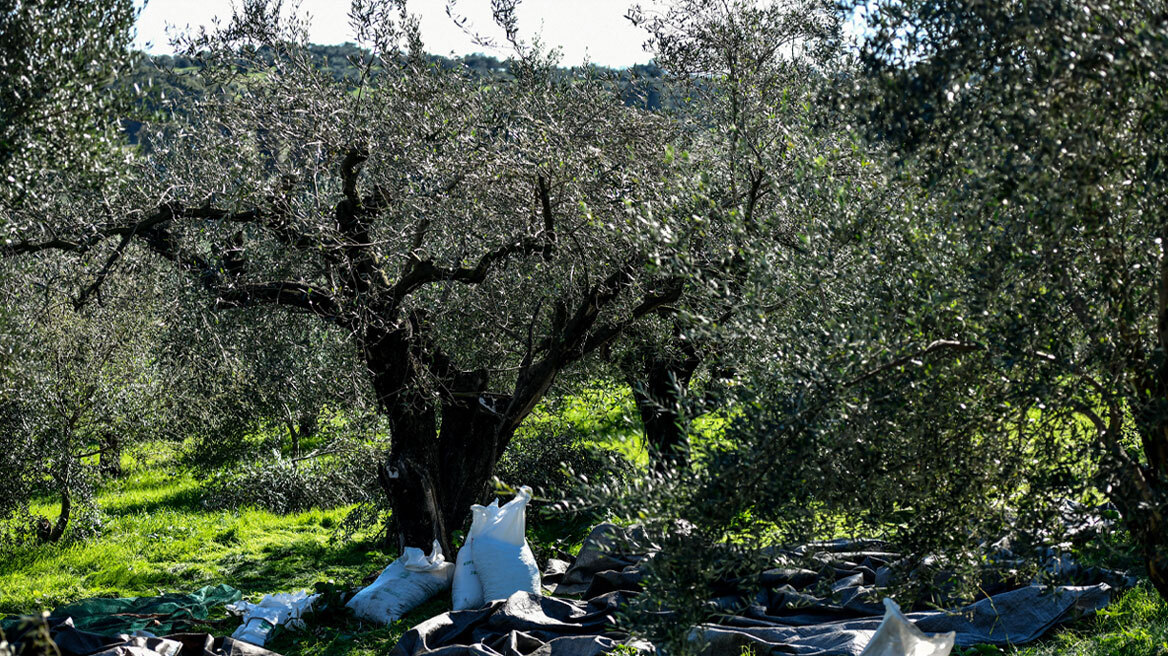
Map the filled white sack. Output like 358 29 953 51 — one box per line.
346 539 454 624
452 500 500 610
858 598 955 656
472 486 541 602
227 590 319 647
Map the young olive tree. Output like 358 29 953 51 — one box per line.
2 0 691 553
0 256 167 542
614 0 848 466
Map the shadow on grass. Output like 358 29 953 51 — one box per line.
224 536 386 592
102 485 208 517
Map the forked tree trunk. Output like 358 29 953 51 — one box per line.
379 394 516 556
1102 457 1167 599
1124 408 1168 599
47 467 72 543
359 265 679 554
366 324 523 555
1141 511 1168 599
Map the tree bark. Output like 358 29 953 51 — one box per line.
626 341 701 470
1141 512 1168 600
48 471 71 543
366 322 521 556
286 407 318 458
1125 410 1168 599
1101 455 1167 599
375 383 518 556
99 432 122 478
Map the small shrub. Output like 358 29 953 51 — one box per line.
199 438 385 514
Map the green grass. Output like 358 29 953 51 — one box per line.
0 444 433 655
522 380 733 468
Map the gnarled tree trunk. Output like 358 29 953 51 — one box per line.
47 462 72 543
1100 446 1167 599
1124 367 1168 599
378 393 516 557
362 269 674 554
365 322 523 555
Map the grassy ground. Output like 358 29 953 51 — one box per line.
3 435 1167 656
0 444 421 655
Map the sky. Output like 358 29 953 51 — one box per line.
133 0 656 68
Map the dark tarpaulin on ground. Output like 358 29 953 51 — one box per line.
2 615 285 656
391 524 1127 656
0 584 277 656
2 614 284 656
1 584 243 637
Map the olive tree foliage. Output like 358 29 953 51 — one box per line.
0 0 137 212
1 0 710 553
0 0 138 386
571 1 1168 647
832 0 1168 598
560 1 1164 650
159 286 375 472
0 256 169 545
0 0 146 546
608 0 849 466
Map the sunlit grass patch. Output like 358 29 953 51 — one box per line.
0 449 378 617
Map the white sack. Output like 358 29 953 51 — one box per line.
858 598 955 656
346 540 454 624
472 486 541 602
452 500 500 610
227 590 319 647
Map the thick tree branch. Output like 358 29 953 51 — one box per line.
200 204 336 255
74 227 137 309
500 259 660 431
117 206 351 326
3 237 91 255
213 280 344 318
341 148 369 208
537 175 555 242
393 237 554 300
577 279 686 360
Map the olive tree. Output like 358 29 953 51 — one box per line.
581 7 1168 646
613 0 846 466
2 0 696 553
0 256 167 542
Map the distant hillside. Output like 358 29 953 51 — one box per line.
121 44 668 143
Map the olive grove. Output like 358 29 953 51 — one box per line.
4 0 1168 636
575 2 1168 647
1 0 763 554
